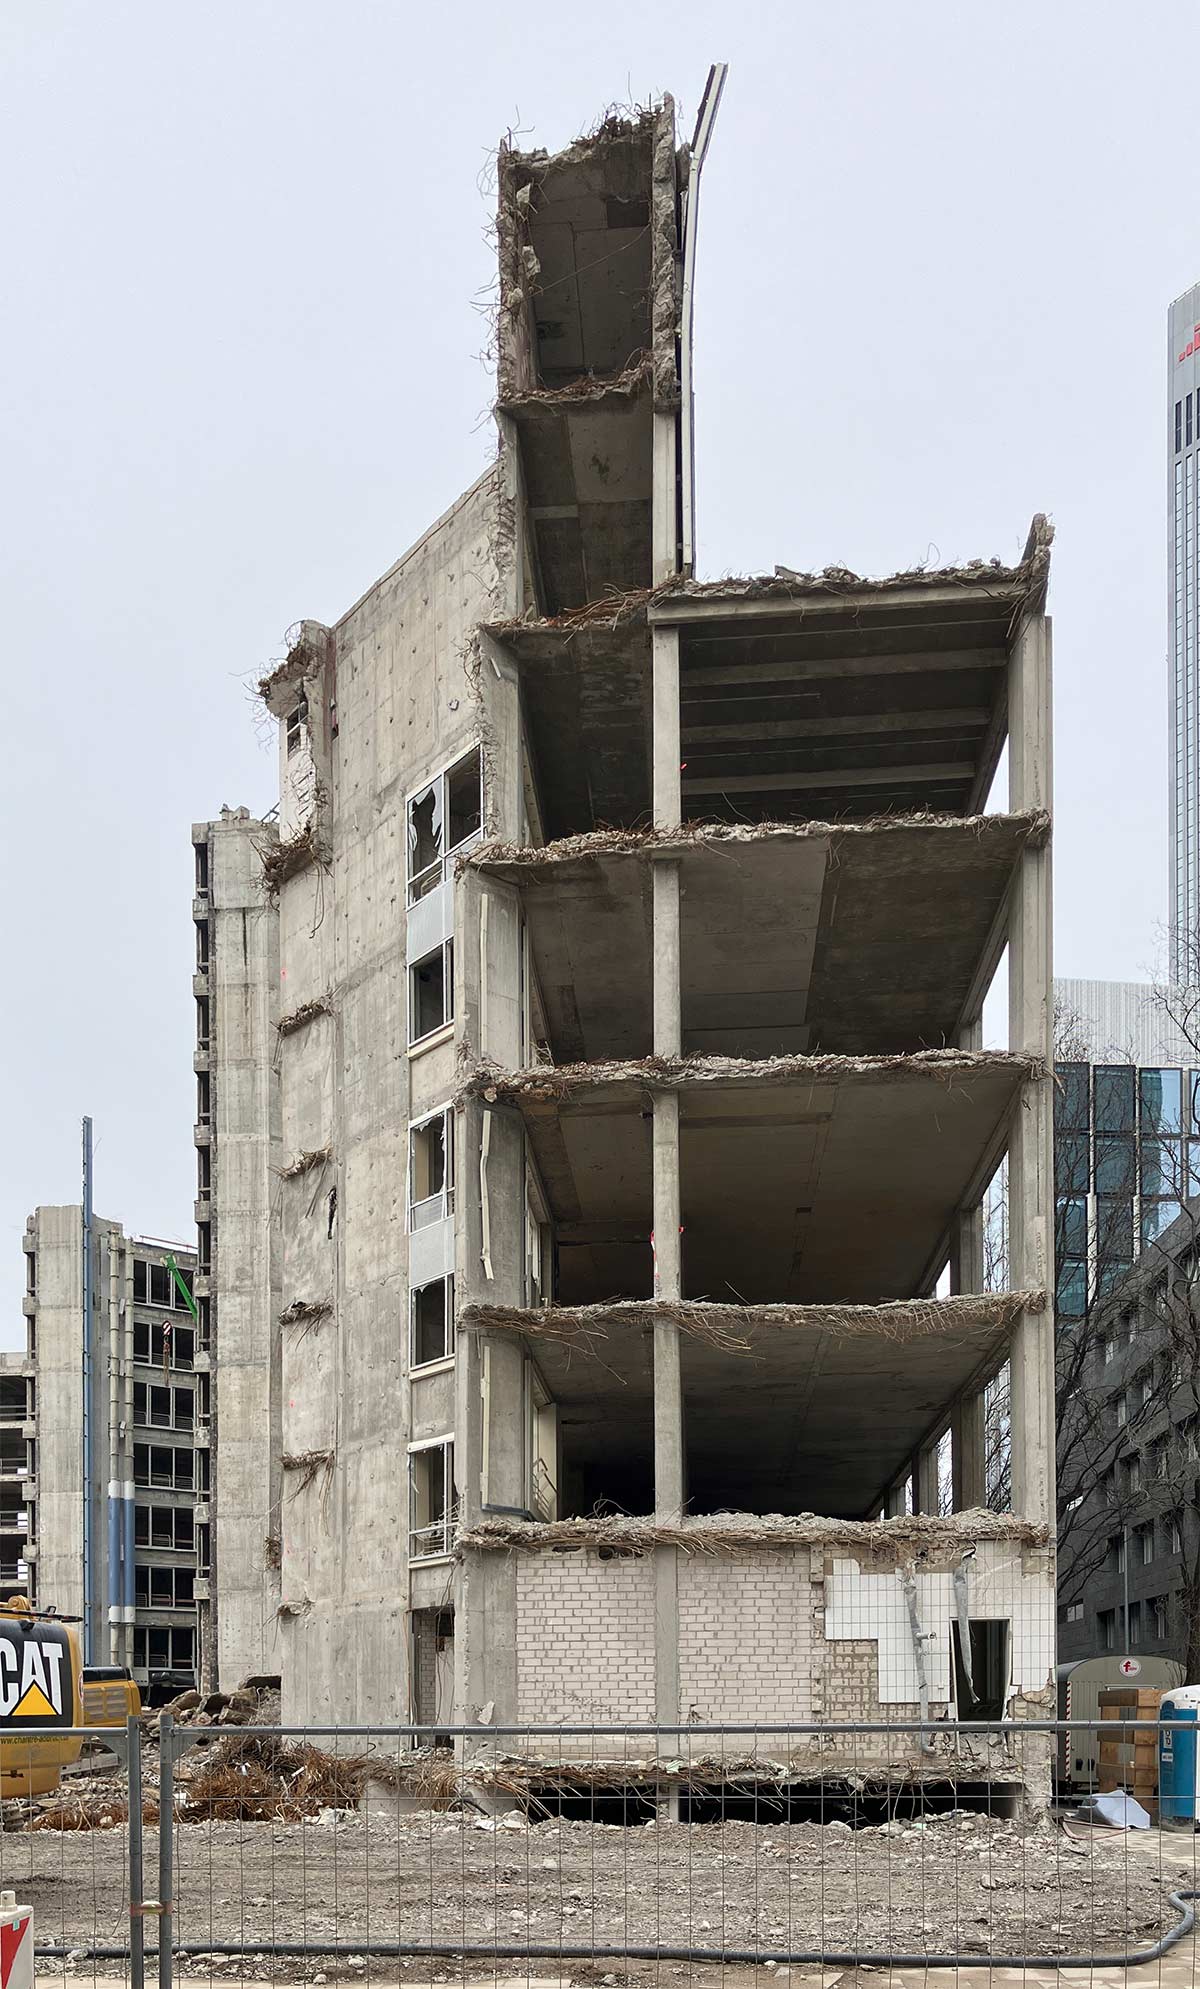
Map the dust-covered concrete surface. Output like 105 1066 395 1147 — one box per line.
4 1808 1197 1979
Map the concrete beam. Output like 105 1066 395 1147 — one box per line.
683 762 975 796
680 708 991 743
1006 613 1054 1529
678 649 1007 686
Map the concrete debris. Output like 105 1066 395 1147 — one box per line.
280 1448 335 1493
278 1145 333 1181
461 1047 1046 1107
154 1680 282 1732
259 815 329 902
277 993 334 1037
457 1507 1050 1559
498 352 652 412
279 1299 332 1326
460 1290 1046 1358
464 809 1052 872
487 518 1055 638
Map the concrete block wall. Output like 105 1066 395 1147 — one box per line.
515 1552 656 1724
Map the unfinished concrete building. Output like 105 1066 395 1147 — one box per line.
20 1206 200 1699
241 83 1056 1780
190 806 283 1691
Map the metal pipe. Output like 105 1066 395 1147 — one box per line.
107 1235 121 1662
126 1714 145 1989
122 1243 136 1659
32 1892 1200 1973
678 63 728 576
81 1116 94 1662
158 1713 174 1989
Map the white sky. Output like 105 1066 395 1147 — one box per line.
1 1 1195 1340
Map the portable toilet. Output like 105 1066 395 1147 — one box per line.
1159 1684 1200 1824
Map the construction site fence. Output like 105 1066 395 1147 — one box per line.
5 1717 1200 1986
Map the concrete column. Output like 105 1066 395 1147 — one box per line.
885 1478 909 1518
951 1392 987 1511
652 628 681 826
653 861 681 1055
914 1445 940 1517
1006 611 1055 1528
650 624 683 1729
652 1094 683 1515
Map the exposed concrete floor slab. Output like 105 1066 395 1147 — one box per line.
476 818 1038 1060
500 1060 1025 1310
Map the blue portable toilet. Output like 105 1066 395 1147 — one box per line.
1159 1685 1200 1823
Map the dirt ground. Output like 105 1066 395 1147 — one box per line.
1 1803 1196 1979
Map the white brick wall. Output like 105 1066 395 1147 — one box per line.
678 1554 815 1724
515 1553 655 1723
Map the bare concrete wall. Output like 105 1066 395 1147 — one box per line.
276 468 506 1723
26 1206 86 1618
205 813 283 1689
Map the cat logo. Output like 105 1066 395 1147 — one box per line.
0 1623 70 1727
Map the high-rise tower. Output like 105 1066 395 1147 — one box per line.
1168 284 1200 981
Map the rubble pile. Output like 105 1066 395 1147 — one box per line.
151 1677 282 1731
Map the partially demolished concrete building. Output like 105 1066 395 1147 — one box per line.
221 82 1056 1782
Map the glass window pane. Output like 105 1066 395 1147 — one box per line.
1057 1196 1088 1259
1057 1261 1087 1318
1141 1068 1182 1133
1142 1200 1182 1246
1095 1067 1135 1132
1095 1135 1135 1194
1142 1138 1183 1197
1056 1133 1090 1194
1096 1197 1134 1270
1055 1064 1090 1133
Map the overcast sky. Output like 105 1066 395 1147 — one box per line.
1 1 1195 1341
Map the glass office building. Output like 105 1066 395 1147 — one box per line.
1055 1063 1194 1320
1170 285 1200 982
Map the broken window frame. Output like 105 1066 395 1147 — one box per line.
408 1435 456 1560
409 940 455 1047
285 697 309 759
406 748 483 905
525 1358 558 1521
409 1274 454 1371
408 1106 454 1231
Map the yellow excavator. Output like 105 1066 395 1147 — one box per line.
0 1597 139 1797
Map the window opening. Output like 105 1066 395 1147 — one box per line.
409 1440 456 1558
951 1619 1010 1720
410 942 453 1044
409 1111 453 1229
410 1276 453 1369
286 698 308 758
407 749 482 903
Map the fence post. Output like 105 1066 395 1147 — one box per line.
158 1713 175 1989
127 1714 145 1989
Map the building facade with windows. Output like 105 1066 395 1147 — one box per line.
1057 1203 1200 1671
18 1207 200 1700
1170 284 1200 982
1054 1060 1197 1325
211 86 1059 1795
